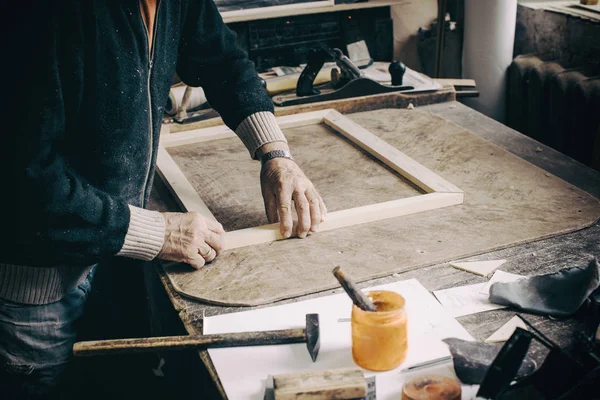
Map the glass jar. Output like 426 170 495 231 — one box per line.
351 290 408 371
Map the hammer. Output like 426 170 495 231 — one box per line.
73 313 320 362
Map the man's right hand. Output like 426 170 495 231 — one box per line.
157 212 226 269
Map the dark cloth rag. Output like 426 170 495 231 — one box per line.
489 258 600 318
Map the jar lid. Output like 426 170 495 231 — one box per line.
401 375 461 400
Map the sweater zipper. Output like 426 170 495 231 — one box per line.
139 1 161 206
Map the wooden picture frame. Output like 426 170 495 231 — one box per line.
157 109 464 250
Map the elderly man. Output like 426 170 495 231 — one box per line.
1 0 325 397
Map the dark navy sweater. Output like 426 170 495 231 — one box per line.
2 0 274 267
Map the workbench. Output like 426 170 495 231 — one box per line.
145 101 600 399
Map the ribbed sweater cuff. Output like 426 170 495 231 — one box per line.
235 111 287 159
116 205 165 261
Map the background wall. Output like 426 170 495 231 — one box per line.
391 0 438 71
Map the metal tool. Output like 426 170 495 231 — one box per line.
400 355 452 372
273 45 414 107
389 61 407 86
73 313 321 362
512 315 600 400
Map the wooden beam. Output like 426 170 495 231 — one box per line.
224 192 463 250
435 78 476 88
323 110 462 193
156 147 217 221
273 368 366 400
166 87 456 134
161 109 330 148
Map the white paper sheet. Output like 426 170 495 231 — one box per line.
402 67 443 93
478 270 525 296
204 279 474 400
433 283 507 318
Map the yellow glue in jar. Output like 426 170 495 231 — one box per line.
351 290 408 371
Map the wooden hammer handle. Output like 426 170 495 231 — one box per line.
73 328 305 357
333 266 377 312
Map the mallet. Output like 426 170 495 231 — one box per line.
73 313 321 362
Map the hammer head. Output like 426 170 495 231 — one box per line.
305 313 321 362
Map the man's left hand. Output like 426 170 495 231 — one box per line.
258 143 327 239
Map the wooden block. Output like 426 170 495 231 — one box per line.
273 368 366 400
225 192 463 250
434 78 476 88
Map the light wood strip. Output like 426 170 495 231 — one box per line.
434 78 476 87
273 368 366 400
156 146 217 221
224 192 464 250
161 109 330 149
323 110 463 193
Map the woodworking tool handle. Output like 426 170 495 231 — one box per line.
333 266 377 312
73 328 306 357
389 61 406 86
297 48 326 97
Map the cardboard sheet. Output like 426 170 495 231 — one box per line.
204 279 474 400
162 109 600 306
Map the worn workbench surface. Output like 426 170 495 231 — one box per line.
147 101 600 399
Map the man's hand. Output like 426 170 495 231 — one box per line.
157 212 226 269
258 143 327 239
